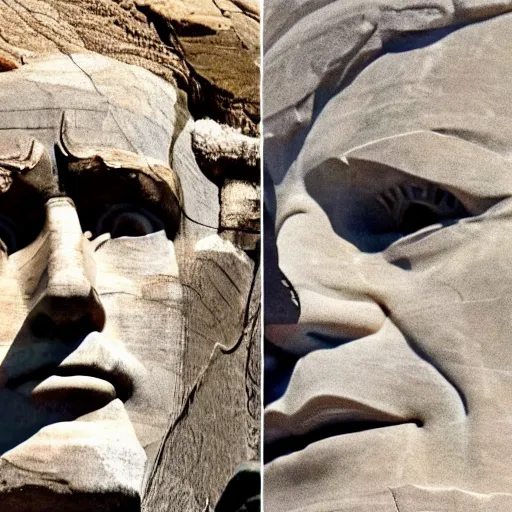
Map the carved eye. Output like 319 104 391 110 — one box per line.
0 214 19 254
377 184 468 235
95 204 165 239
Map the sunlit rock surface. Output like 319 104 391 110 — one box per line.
0 46 259 512
0 0 259 134
264 1 512 511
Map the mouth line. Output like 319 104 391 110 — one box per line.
6 363 132 402
264 419 422 464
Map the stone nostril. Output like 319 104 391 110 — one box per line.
29 290 106 341
58 312 104 342
31 310 104 342
31 313 54 339
88 289 106 331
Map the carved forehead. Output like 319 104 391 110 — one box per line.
0 53 180 163
0 53 220 238
297 13 512 177
267 12 512 208
264 0 512 133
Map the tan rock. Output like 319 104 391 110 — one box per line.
0 52 259 512
0 0 259 133
136 0 232 32
265 2 512 511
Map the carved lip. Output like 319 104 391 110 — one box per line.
30 375 117 411
264 397 422 463
8 362 133 403
4 337 136 403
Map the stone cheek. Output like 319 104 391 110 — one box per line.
0 201 185 505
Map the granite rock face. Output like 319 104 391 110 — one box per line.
264 2 512 511
0 0 259 134
0 51 259 512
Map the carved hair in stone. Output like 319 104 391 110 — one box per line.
0 52 259 512
264 2 512 510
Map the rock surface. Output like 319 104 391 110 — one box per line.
0 50 259 512
264 1 512 511
143 250 260 511
0 0 259 134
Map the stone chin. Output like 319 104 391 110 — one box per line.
1 400 146 508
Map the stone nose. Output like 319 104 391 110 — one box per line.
266 268 388 358
28 197 105 339
264 264 388 406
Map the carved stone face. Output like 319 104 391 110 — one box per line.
0 53 227 509
265 13 512 511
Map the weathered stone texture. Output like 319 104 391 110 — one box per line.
143 262 260 511
264 1 512 511
0 0 259 134
0 48 259 512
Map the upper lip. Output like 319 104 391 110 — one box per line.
263 324 440 464
3 334 137 402
265 395 418 442
263 323 467 464
264 395 420 463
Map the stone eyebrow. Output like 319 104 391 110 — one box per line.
55 138 183 240
59 144 182 207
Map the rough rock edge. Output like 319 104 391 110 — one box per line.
191 119 260 184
